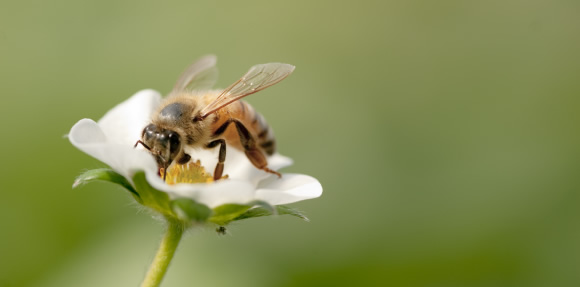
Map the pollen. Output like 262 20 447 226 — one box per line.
161 160 227 185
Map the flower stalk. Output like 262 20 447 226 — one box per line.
140 217 185 287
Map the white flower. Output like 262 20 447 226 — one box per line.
69 90 322 215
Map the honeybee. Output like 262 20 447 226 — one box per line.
134 55 294 181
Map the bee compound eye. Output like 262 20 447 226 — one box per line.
169 132 180 144
169 132 180 153
144 124 156 138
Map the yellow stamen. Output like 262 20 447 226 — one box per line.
160 160 228 185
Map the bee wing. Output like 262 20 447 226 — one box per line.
199 62 295 118
172 55 218 93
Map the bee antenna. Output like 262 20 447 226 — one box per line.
134 140 151 150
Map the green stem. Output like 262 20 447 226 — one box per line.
140 218 185 287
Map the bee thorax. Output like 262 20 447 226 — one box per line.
159 102 188 123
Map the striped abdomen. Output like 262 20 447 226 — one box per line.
212 100 276 155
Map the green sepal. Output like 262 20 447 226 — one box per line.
171 198 211 223
233 205 309 222
132 171 173 216
209 204 253 226
73 168 140 200
208 200 276 225
247 200 277 216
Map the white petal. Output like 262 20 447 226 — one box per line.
268 153 294 170
151 178 257 208
98 89 162 146
225 152 294 185
255 174 323 205
69 119 158 180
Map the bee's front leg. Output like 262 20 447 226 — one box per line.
207 139 226 180
176 153 191 164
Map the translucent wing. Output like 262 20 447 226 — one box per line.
172 55 218 93
199 63 295 118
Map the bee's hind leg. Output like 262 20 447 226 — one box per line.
245 147 281 177
233 121 281 178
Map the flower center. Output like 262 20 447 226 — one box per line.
161 160 227 185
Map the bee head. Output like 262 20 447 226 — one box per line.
140 124 182 169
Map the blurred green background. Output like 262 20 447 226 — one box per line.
1 0 579 286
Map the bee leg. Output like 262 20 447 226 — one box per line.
176 153 191 165
207 139 226 180
233 121 281 178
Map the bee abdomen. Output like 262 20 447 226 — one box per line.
257 125 276 155
241 101 276 156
